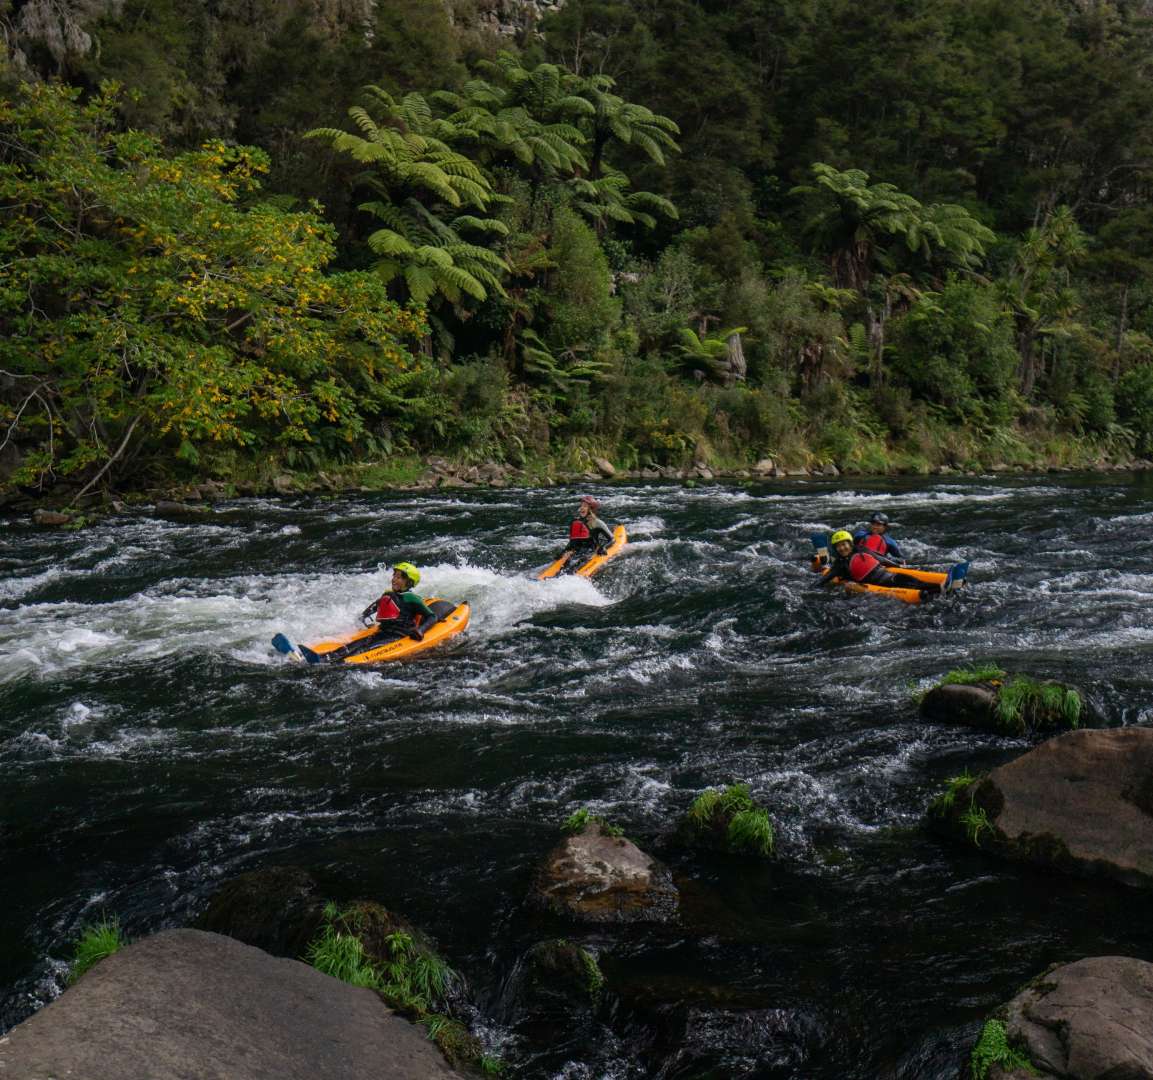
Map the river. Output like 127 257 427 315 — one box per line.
3 474 1153 1078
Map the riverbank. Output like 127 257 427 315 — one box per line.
7 441 1153 523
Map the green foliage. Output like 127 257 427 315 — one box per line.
0 84 426 495
579 948 606 1001
562 807 624 837
306 902 455 1014
728 808 775 857
686 783 775 856
930 771 977 817
69 918 125 983
995 678 1082 734
13 0 1153 484
938 665 1007 688
959 803 994 847
970 1019 1036 1080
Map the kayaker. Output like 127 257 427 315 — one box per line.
853 512 905 563
299 562 439 663
560 496 614 571
819 530 934 593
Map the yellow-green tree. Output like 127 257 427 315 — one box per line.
0 84 426 496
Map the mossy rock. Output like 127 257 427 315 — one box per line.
920 668 1086 735
193 866 326 959
521 939 605 1006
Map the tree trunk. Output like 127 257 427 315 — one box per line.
724 332 747 386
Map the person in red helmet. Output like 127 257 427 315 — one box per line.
559 496 614 571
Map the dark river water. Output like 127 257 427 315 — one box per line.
3 475 1153 1078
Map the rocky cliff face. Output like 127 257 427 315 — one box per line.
2 0 379 78
448 0 565 39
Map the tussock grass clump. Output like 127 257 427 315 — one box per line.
929 771 977 817
685 783 775 857
562 807 624 837
970 1018 1035 1080
938 664 1007 687
306 902 496 1071
69 918 125 983
996 677 1081 733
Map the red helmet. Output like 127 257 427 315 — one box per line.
580 496 600 511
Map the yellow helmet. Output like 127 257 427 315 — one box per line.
830 530 854 547
392 561 420 586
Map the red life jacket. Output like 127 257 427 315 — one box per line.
849 551 879 582
375 593 401 621
861 533 889 555
569 519 591 540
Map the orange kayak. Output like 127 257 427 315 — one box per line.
537 525 628 580
272 599 469 664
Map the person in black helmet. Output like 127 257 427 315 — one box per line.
853 511 905 564
559 496 614 571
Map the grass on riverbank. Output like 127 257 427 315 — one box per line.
69 918 125 983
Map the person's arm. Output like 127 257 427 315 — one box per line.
401 593 439 639
360 597 381 626
886 538 905 562
593 521 614 552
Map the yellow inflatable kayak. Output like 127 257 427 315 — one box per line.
536 525 628 580
272 599 469 664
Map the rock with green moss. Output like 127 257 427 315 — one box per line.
531 821 678 924
919 667 1086 734
968 955 1153 1078
927 728 1153 889
493 939 606 1054
194 866 327 960
679 783 775 858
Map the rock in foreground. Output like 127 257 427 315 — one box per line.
930 728 1153 888
0 928 462 1080
531 822 679 923
975 955 1153 1079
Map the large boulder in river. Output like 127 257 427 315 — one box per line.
0 928 463 1079
531 821 679 923
193 865 327 958
970 955 1153 1079
928 728 1153 888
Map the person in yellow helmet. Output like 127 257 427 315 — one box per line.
817 531 930 592
299 562 439 664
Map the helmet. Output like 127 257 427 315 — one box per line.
580 496 600 511
870 512 890 526
830 530 854 546
392 561 421 586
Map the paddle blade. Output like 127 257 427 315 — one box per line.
809 532 829 549
945 561 970 591
271 633 295 655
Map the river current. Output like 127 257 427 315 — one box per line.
3 474 1153 1078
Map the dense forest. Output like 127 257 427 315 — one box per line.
5 0 1153 497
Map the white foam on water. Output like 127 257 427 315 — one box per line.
0 557 618 683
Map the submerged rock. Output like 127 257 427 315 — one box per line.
494 939 606 1054
0 928 463 1079
972 955 1153 1079
193 865 326 959
928 728 1153 888
531 822 679 923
